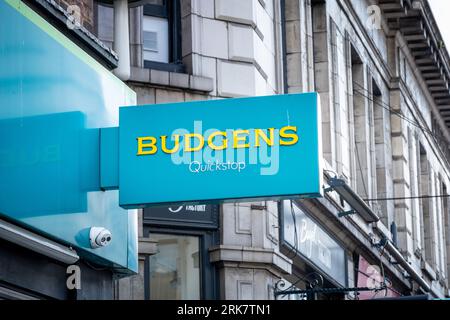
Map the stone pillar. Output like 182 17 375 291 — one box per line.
352 63 372 199
374 88 395 227
386 34 398 77
284 0 313 93
129 6 143 68
113 0 131 80
211 202 291 299
182 0 280 98
390 90 413 259
312 1 335 168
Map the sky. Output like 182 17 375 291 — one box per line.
428 0 450 51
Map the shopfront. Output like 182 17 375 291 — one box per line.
143 205 219 300
0 0 137 299
279 200 348 300
355 255 402 300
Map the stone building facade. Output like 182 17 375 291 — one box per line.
13 0 450 299
106 0 450 300
113 0 449 299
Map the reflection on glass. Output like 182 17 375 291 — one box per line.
149 234 200 300
147 0 165 5
282 200 347 287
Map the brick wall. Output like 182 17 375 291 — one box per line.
57 0 95 32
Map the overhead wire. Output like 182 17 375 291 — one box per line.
354 141 369 200
373 242 388 299
364 194 450 201
352 80 442 298
351 82 388 300
351 80 438 139
282 78 447 298
350 80 450 204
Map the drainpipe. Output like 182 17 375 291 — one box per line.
113 0 130 81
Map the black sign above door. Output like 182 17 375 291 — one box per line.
143 204 219 229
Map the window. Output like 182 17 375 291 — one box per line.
143 16 168 63
438 179 447 277
409 129 422 254
143 205 219 300
330 21 351 180
443 183 450 281
350 46 370 199
143 29 159 55
148 234 200 300
371 79 391 226
419 144 435 266
143 0 183 72
312 1 333 167
95 4 114 49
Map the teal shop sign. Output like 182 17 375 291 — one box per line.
116 93 323 208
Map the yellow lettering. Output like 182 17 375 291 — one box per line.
161 135 180 154
137 136 157 155
233 130 250 149
185 133 204 152
207 131 227 150
137 125 299 156
279 126 299 146
255 128 274 147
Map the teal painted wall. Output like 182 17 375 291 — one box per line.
0 0 138 274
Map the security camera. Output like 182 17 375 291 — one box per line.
89 227 112 249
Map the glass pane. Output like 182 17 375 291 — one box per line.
142 16 169 63
149 234 200 300
282 200 347 287
143 31 158 52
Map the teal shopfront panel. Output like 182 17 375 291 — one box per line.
0 0 137 273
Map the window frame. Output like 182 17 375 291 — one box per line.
143 226 219 300
142 0 184 73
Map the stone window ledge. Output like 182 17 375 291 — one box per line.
421 259 437 281
129 67 214 93
138 237 158 256
209 245 292 275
